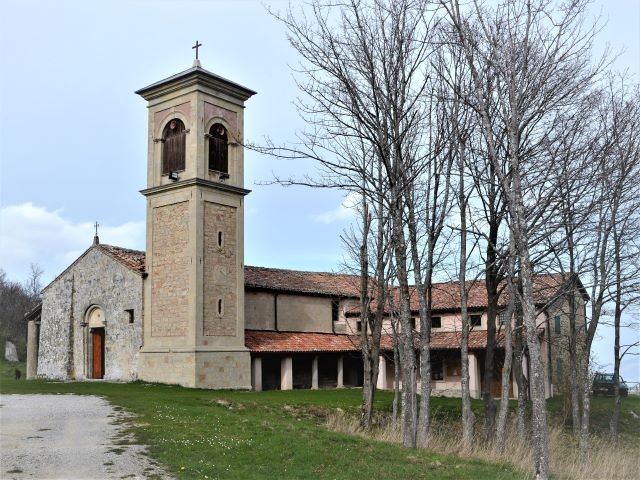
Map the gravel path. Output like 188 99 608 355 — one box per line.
0 394 173 480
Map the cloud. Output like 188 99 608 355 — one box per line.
313 192 360 224
0 203 145 284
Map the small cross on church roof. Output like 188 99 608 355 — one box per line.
93 221 100 245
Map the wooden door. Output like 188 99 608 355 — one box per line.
92 328 105 379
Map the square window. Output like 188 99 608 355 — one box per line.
470 315 482 327
431 316 441 329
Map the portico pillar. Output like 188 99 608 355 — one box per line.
337 355 344 388
312 356 319 390
281 356 293 390
469 353 481 399
377 355 387 389
252 357 262 392
26 320 39 379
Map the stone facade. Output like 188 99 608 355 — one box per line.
151 201 190 337
37 246 143 381
203 202 237 336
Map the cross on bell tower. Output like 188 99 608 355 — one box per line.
192 40 202 67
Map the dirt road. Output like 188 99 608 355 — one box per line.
0 394 172 479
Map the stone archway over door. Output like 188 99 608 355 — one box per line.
91 328 105 379
86 306 106 379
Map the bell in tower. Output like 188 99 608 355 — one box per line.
135 44 256 389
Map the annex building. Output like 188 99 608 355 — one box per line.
25 59 588 399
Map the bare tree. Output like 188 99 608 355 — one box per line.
599 76 640 443
442 0 605 476
267 0 436 447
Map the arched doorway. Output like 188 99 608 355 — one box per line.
86 306 106 379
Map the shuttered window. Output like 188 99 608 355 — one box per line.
208 123 228 173
161 119 186 174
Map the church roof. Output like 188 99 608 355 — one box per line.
244 266 361 298
244 329 505 353
346 272 585 316
98 245 146 275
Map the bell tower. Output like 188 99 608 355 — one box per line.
136 51 256 389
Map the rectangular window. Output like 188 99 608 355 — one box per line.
126 309 134 324
431 316 441 329
356 320 362 332
331 299 339 323
470 315 482 327
409 318 416 330
554 315 561 334
499 311 508 326
431 359 444 381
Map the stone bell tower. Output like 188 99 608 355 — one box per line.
135 50 256 389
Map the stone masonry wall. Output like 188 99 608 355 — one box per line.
151 201 189 337
38 247 143 381
39 276 74 379
203 201 237 336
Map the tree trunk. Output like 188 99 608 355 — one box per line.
494 237 517 454
458 150 474 449
391 195 417 448
483 220 500 443
609 228 623 442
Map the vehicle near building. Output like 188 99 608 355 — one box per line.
592 373 629 397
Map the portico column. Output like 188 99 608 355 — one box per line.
252 357 262 392
312 356 319 390
337 355 344 388
26 320 39 379
377 355 387 389
281 356 293 390
469 353 481 399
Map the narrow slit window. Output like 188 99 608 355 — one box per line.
126 309 134 324
217 298 223 316
218 231 223 247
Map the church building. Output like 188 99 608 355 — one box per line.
25 58 589 398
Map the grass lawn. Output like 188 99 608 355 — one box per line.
547 393 640 447
1 359 521 480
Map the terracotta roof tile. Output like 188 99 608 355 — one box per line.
244 266 361 297
98 244 146 274
245 330 359 353
347 273 574 316
245 330 505 353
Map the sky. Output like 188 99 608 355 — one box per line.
1 0 639 383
